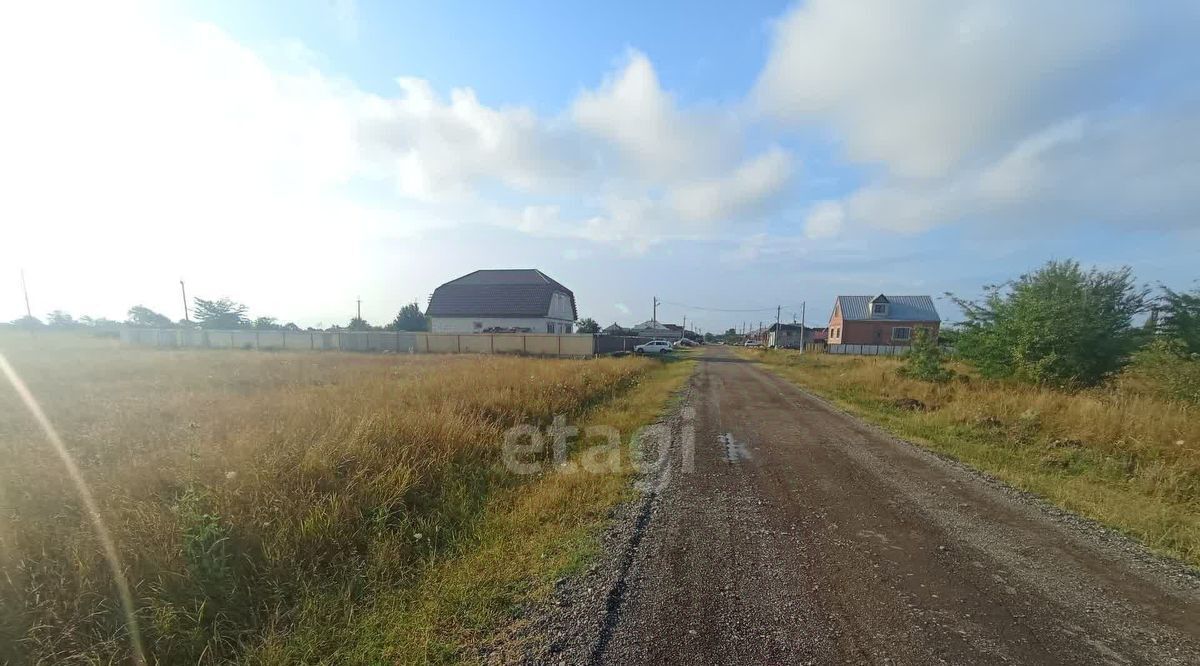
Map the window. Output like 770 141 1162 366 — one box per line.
872 303 888 315
892 327 912 341
546 322 554 333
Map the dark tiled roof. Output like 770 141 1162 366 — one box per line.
835 295 940 322
427 269 577 319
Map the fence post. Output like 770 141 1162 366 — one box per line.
456 335 461 353
557 335 562 357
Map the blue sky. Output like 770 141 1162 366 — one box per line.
2 1 1198 333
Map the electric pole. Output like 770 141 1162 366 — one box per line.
20 269 31 319
652 296 660 327
800 301 806 354
180 280 189 323
775 305 781 348
356 297 362 321
681 315 686 341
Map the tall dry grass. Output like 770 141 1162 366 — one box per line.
0 333 655 663
745 349 1200 566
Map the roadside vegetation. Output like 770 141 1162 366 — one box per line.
0 332 692 663
745 260 1200 567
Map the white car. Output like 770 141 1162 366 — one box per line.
634 339 673 354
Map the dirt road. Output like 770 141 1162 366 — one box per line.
524 347 1200 665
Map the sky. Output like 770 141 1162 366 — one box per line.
2 0 1198 334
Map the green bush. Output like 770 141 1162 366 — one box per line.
898 328 954 382
953 260 1149 388
1122 338 1200 404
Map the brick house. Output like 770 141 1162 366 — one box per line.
827 294 940 346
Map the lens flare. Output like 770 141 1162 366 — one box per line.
0 352 145 664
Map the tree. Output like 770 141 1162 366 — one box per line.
347 317 371 331
575 317 600 334
127 305 174 328
9 315 43 329
253 317 282 330
193 297 249 329
283 322 301 331
952 260 1149 387
898 328 954 382
46 310 78 328
1159 286 1200 355
386 302 428 331
82 315 121 329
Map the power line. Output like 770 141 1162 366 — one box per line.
657 299 803 313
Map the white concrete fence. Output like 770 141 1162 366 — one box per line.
120 328 597 358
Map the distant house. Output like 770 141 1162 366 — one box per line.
827 294 940 346
766 323 826 348
632 320 679 338
426 269 577 334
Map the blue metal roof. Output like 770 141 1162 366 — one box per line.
835 295 940 322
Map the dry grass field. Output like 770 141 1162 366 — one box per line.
741 348 1200 568
0 332 692 664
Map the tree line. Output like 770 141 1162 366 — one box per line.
7 299 432 333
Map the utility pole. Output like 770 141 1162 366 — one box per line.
356 296 362 321
19 269 31 319
652 296 660 327
800 301 806 354
681 315 686 341
179 280 189 323
774 305 781 348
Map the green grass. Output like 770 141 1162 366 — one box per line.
251 357 695 664
738 348 1200 568
0 331 694 664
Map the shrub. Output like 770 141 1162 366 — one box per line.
1121 338 1200 404
953 260 1149 387
898 328 954 382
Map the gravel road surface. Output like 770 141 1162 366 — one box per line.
502 347 1200 665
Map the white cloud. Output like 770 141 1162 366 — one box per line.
754 0 1200 236
359 49 791 243
846 107 1200 233
803 201 845 239
755 0 1146 178
359 79 586 201
572 50 739 183
666 147 793 223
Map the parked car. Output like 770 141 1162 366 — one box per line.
743 339 762 347
634 339 673 354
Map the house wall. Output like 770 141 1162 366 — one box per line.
548 292 574 320
769 329 805 348
430 316 573 334
839 320 939 346
828 306 845 344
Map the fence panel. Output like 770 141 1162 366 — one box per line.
121 329 594 358
826 343 911 356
